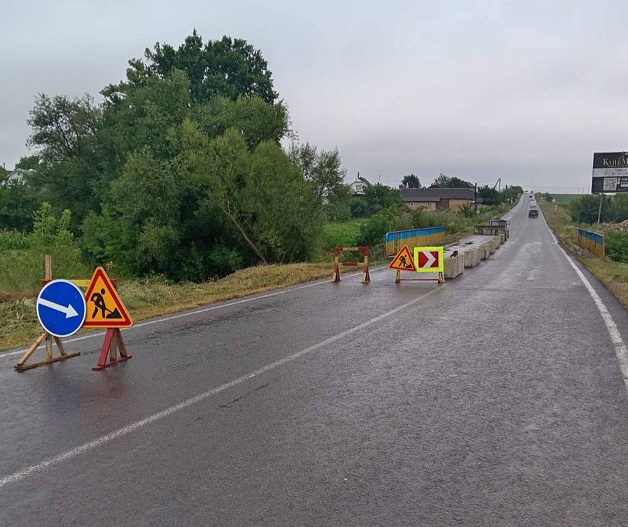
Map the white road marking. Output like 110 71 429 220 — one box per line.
0 279 439 488
1 268 387 359
545 217 628 388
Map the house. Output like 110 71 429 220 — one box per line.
2 169 32 185
399 187 475 211
349 174 372 195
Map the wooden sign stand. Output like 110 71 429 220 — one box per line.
92 328 132 371
15 255 81 372
15 332 80 372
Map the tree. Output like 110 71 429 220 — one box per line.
568 195 612 224
174 123 322 266
363 184 404 215
15 155 40 171
26 94 103 227
501 185 523 204
401 174 421 188
0 181 38 231
477 185 500 205
430 173 473 188
104 31 278 105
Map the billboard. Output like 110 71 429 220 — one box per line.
592 152 628 193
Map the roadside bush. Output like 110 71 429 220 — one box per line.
356 213 391 247
605 229 628 264
0 230 30 251
322 221 361 251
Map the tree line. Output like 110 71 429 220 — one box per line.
0 31 523 282
1 32 350 281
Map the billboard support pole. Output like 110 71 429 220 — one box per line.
597 193 603 224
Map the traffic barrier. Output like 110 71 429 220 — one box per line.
332 246 370 283
15 255 81 371
576 228 605 258
15 258 134 372
85 266 133 370
390 245 444 283
444 253 464 279
473 224 510 240
385 227 445 257
463 247 481 268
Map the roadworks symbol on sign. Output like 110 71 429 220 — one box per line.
389 245 416 271
84 267 133 328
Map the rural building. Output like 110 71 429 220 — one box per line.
2 169 32 185
399 187 475 211
349 174 372 195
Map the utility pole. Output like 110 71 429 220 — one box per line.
474 183 478 214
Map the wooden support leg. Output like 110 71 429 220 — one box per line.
15 332 80 372
93 328 132 371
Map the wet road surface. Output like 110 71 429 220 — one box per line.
2 197 628 526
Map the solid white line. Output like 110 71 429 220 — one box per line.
1 269 386 359
0 278 438 488
545 217 628 388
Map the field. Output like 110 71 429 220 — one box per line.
549 194 587 205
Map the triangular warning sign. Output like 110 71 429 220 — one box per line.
389 245 416 271
84 267 133 328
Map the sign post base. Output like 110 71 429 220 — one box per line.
93 328 132 371
15 332 81 372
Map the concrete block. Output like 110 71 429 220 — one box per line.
479 242 492 260
463 247 481 268
444 254 464 279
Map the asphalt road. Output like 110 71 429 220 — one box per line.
2 196 628 526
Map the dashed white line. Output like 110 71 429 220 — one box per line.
0 274 438 487
1 268 386 359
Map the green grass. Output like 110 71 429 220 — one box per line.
549 194 586 205
540 201 628 311
0 249 91 301
0 263 338 352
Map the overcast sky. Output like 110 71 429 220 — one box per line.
3 0 627 192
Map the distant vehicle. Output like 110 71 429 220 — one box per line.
528 208 539 218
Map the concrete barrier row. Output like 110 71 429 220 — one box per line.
443 234 504 280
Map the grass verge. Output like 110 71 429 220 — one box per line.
540 201 628 310
0 263 338 353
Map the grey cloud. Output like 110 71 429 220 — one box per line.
2 0 628 194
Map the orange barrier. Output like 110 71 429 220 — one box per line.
332 246 370 283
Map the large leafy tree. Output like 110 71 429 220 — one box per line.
0 181 38 231
401 174 421 188
477 185 500 205
104 31 278 105
26 94 103 227
569 194 612 224
363 184 404 215
15 155 40 170
430 172 473 188
23 31 339 281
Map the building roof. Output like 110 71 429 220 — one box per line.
399 188 474 201
3 169 32 185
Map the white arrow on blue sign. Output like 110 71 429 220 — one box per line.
36 280 87 338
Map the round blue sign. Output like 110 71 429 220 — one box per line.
36 280 87 338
